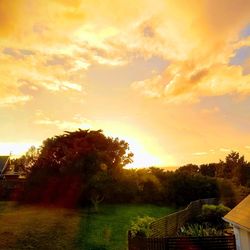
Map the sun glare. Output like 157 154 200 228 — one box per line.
102 122 176 168
124 138 163 168
125 134 177 168
0 130 175 168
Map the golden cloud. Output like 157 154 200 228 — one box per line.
0 46 85 106
0 95 31 107
1 0 250 105
129 1 250 103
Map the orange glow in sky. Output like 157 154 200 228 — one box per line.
0 142 39 157
1 0 250 166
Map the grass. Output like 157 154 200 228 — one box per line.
0 202 79 249
0 202 175 250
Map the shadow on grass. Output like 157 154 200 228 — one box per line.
75 204 175 250
0 202 175 250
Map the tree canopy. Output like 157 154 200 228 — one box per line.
24 129 133 206
15 135 249 209
34 129 133 175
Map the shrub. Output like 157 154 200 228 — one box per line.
178 224 224 236
130 216 156 238
201 204 230 228
217 180 237 208
202 204 230 219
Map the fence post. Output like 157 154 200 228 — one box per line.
128 230 131 250
149 198 218 238
129 199 236 250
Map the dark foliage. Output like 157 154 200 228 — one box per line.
12 131 249 208
199 163 217 177
20 129 133 207
176 164 199 175
162 172 219 206
181 151 250 188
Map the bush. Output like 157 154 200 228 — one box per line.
200 204 230 228
178 224 224 236
130 216 156 238
163 172 219 206
217 180 237 208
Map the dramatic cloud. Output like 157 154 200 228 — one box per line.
130 1 250 103
2 0 250 104
0 95 31 107
35 115 92 131
1 0 250 165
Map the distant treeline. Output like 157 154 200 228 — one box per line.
177 151 250 187
9 130 250 208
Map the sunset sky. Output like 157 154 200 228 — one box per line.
1 0 250 167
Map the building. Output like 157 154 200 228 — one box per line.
0 155 10 178
223 195 250 250
0 156 25 180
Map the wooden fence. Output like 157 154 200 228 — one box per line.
128 198 237 249
150 198 217 237
128 233 236 250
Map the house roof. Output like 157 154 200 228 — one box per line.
223 195 250 231
0 156 9 173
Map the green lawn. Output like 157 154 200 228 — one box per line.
0 202 175 250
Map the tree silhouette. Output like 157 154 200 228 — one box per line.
25 129 133 207
221 151 246 179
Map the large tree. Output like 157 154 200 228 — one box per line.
24 129 133 207
176 164 199 175
199 163 217 177
216 151 250 186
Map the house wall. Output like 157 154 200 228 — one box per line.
233 226 250 250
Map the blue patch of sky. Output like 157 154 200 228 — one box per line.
230 46 250 66
198 95 227 109
198 96 250 133
198 22 250 132
85 56 168 118
239 24 250 38
229 24 250 73
87 56 168 92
